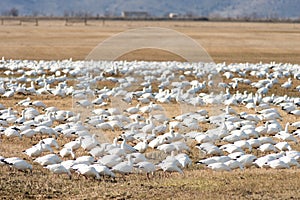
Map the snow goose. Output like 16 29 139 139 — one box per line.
196 143 223 156
81 134 99 151
112 155 134 175
34 154 62 166
274 142 292 151
254 155 275 168
128 152 147 164
97 154 122 168
135 161 156 179
2 157 32 172
14 110 26 125
23 142 44 157
158 161 184 175
120 136 137 154
228 152 245 160
2 89 15 98
279 156 300 168
91 163 116 179
153 121 169 134
34 126 57 138
195 133 214 144
247 138 261 148
268 159 290 169
36 140 54 153
259 143 278 153
75 156 95 165
30 101 46 108
124 104 140 114
45 163 72 179
141 116 155 134
20 128 36 139
291 121 300 129
4 126 21 139
157 143 176 154
107 147 127 157
60 148 76 159
220 144 245 154
236 154 256 168
133 138 148 153
285 150 300 161
234 140 252 152
89 145 106 158
258 137 276 145
255 122 269 135
289 109 300 116
175 153 192 168
207 162 231 172
281 78 292 89
76 165 100 180
42 138 59 149
224 160 243 170
274 123 298 143
64 137 83 151
198 156 231 165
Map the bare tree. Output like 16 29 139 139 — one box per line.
9 7 19 17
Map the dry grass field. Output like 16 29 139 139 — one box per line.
0 20 300 63
1 20 300 199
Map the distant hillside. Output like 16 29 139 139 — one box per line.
0 0 299 19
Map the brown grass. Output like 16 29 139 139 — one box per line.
0 20 300 63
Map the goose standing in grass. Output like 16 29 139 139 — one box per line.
2 157 32 172
97 154 123 168
268 159 290 169
45 163 72 179
120 136 137 154
207 162 231 172
133 137 148 153
34 154 62 166
20 128 36 139
237 154 256 168
76 165 100 180
124 104 140 114
158 160 184 176
23 142 45 157
64 137 83 151
81 134 99 151
135 161 156 179
112 155 134 176
60 147 76 159
42 138 59 149
91 163 116 179
4 128 21 141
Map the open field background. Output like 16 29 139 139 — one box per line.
0 20 300 63
1 20 300 199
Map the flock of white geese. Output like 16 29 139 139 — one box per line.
1 58 300 180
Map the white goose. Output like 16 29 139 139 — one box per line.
2 157 32 172
34 154 62 166
91 163 116 178
120 136 137 154
45 163 72 179
207 162 231 172
81 134 99 151
112 155 134 175
97 154 122 168
60 147 76 159
64 137 83 151
76 165 100 180
135 161 156 179
4 126 21 139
